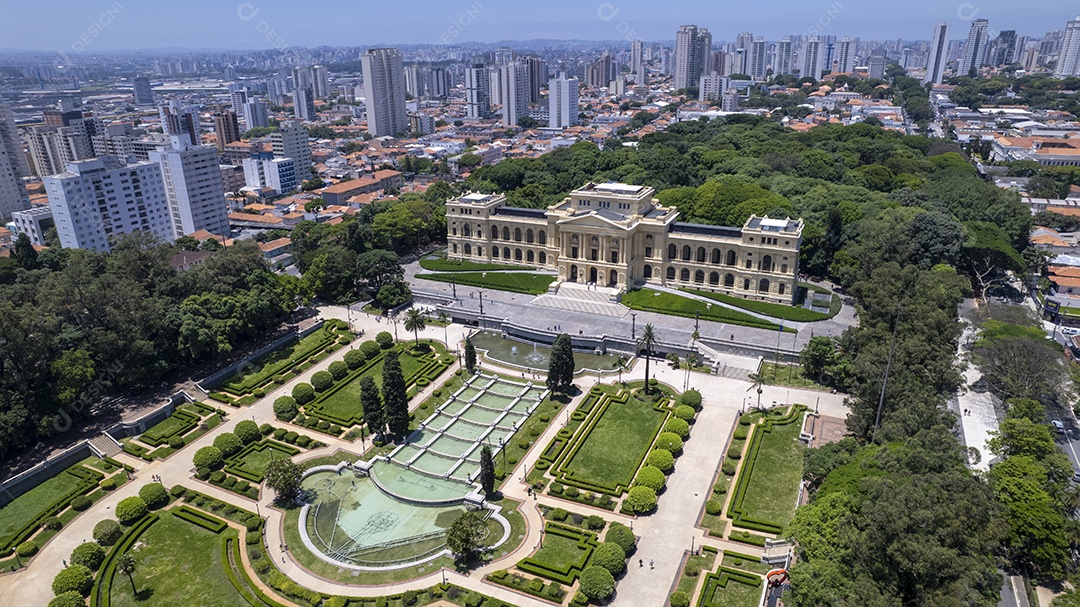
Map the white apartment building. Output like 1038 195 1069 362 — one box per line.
149 136 229 238
45 157 174 252
243 157 298 195
10 206 53 246
548 75 580 129
271 121 312 181
0 104 30 219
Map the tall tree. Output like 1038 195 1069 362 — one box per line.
382 349 410 438
12 233 36 270
265 458 303 503
464 338 477 373
116 554 137 594
446 511 487 559
547 333 575 392
478 445 495 496
638 324 659 395
403 308 427 346
359 375 384 437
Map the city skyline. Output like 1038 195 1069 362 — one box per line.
0 0 1075 52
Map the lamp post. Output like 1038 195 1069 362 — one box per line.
631 313 637 340
451 277 457 299
441 567 447 585
478 291 485 315
694 311 700 332
393 317 399 341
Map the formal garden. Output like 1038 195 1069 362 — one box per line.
667 545 771 607
121 401 225 461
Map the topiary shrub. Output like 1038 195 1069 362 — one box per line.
115 496 148 525
633 466 666 492
344 349 367 370
328 360 349 381
291 383 315 405
52 564 93 596
359 340 381 358
210 470 226 483
234 420 260 445
727 443 743 460
193 445 223 470
195 467 211 480
549 507 568 521
213 432 242 457
663 417 690 439
375 331 394 348
564 486 579 499
70 496 91 512
592 541 626 575
670 590 691 607
93 519 122 546
605 522 636 554
722 458 738 476
297 435 312 448
273 396 298 421
624 486 657 514
70 542 105 571
311 371 334 392
654 432 683 453
138 482 169 509
260 423 274 436
579 565 615 600
48 591 87 607
16 541 37 557
170 485 187 498
585 514 605 530
679 389 702 409
168 436 185 449
646 449 674 473
713 482 727 495
99 478 116 491
705 499 723 516
284 431 298 444
674 405 696 422
42 517 63 531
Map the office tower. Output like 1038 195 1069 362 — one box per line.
494 47 515 65
230 88 249 113
748 38 768 79
132 76 154 105
242 157 297 194
736 31 753 73
213 111 241 151
900 48 914 69
498 62 528 127
312 65 330 98
674 25 712 89
242 98 269 129
271 121 312 181
824 43 836 75
0 104 30 219
292 87 316 121
991 31 1018 66
291 66 311 92
404 64 423 98
868 50 887 79
959 19 990 76
1056 17 1080 77
159 104 198 146
361 48 408 137
45 157 173 252
775 37 794 76
631 39 643 75
465 65 492 119
925 23 949 84
699 74 728 101
149 137 230 239
548 75 580 129
522 56 547 105
836 36 855 73
802 37 823 80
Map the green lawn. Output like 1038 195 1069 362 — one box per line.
415 272 555 295
799 282 842 317
756 362 832 391
721 552 772 575
676 550 716 595
683 287 831 322
733 413 806 532
220 324 345 395
109 514 245 607
530 533 587 571
312 348 431 424
560 391 667 493
224 440 300 482
700 570 762 607
419 255 525 272
622 289 789 332
0 467 92 549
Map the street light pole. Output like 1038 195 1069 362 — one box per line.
479 291 484 315
631 313 637 340
451 277 457 299
694 311 700 332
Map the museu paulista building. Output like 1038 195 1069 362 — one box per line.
445 182 804 305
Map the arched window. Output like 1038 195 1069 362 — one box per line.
725 273 735 287
464 243 472 255
778 283 786 296
668 244 677 259
743 278 751 290
490 225 498 239
680 268 690 282
515 248 523 261
526 229 534 243
696 247 706 263
514 227 522 242
539 251 547 264
761 255 773 272
463 224 471 237
759 279 770 292
694 270 705 283
711 249 722 264
492 247 500 258
590 235 599 245
538 230 547 245
644 265 653 279
452 244 458 253
709 272 719 285
667 267 676 280
527 250 534 262
726 250 737 266
503 226 510 240
503 247 511 259
682 245 691 261
477 246 483 257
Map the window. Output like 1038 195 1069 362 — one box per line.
779 283 786 295
743 279 751 290
539 252 547 264
667 267 676 280
526 229 534 243
668 244 677 259
645 246 652 258
680 268 690 282
491 226 498 239
503 247 511 259
514 228 522 242
726 250 737 266
503 226 510 240
745 260 752 269
759 279 770 292
464 243 472 255
696 247 706 263
681 245 691 261
492 247 499 258
761 255 773 272
515 249 522 261
710 272 719 285
527 250 534 262
571 246 579 258
610 251 619 263
539 230 547 245
695 270 705 283
711 249 721 264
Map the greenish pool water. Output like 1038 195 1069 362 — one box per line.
469 332 622 372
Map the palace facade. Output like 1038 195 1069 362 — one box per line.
445 182 804 304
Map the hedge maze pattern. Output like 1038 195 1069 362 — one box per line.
218 320 351 398
696 567 763 607
725 405 807 535
516 522 599 585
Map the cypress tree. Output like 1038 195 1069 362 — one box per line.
479 445 495 496
547 333 575 392
464 338 477 373
382 350 410 438
359 375 384 437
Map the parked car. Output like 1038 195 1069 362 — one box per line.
1063 327 1080 336
1072 470 1080 483
1052 420 1066 434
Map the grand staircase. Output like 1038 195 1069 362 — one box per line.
530 282 630 318
88 432 123 458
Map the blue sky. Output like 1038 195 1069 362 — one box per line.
2 0 1074 51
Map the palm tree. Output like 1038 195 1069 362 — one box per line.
638 324 659 395
403 308 428 346
438 311 449 346
117 553 137 594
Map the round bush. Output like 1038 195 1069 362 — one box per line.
679 389 702 409
213 432 242 457
359 340 381 358
727 443 743 460
713 482 727 495
592 542 626 575
273 396 298 421
648 378 658 386
291 383 315 405
70 542 105 571
43 517 62 531
210 470 226 483
252 388 265 398
311 371 334 392
624 486 657 514
375 331 394 348
49 591 87 607
579 565 615 600
328 360 349 381
705 499 723 516
52 564 93 596
654 432 683 453
234 420 260 445
245 516 262 532
670 591 691 607
93 519 122 546
115 496 148 525
633 466 666 492
168 436 185 449
70 495 91 512
549 507 568 521
674 405 696 421
170 485 187 498
344 349 367 370
645 449 674 473
193 445 223 470
260 423 273 436
99 478 116 491
585 515 605 530
722 458 738 476
138 482 169 509
685 561 702 576
16 541 37 557
663 418 690 439
564 486 579 498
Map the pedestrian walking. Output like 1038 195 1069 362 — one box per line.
649 559 654 569
639 559 643 568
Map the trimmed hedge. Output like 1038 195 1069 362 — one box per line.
52 564 93 597
726 405 807 535
622 486 657 514
0 464 104 555
517 523 598 585
697 567 763 607
115 496 148 525
632 466 666 492
171 505 228 533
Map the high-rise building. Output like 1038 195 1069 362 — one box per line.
548 75 580 129
430 68 452 98
242 98 269 129
132 76 154 105
498 61 529 127
404 64 423 98
28 125 93 177
925 23 949 84
802 37 823 81
487 65 504 106
699 74 729 101
586 53 618 89
991 31 1018 66
159 104 198 146
213 111 241 151
0 104 30 219
242 157 297 195
775 37 794 76
291 66 311 92
271 121 312 181
465 65 492 119
46 157 174 252
361 48 408 137
1055 17 1080 77
959 19 990 76
292 87 316 121
149 136 229 239
748 38 768 79
674 25 712 90
868 50 887 80
312 65 330 99
736 31 753 74
230 88 249 113
836 37 855 73
522 56 547 105
631 40 644 75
